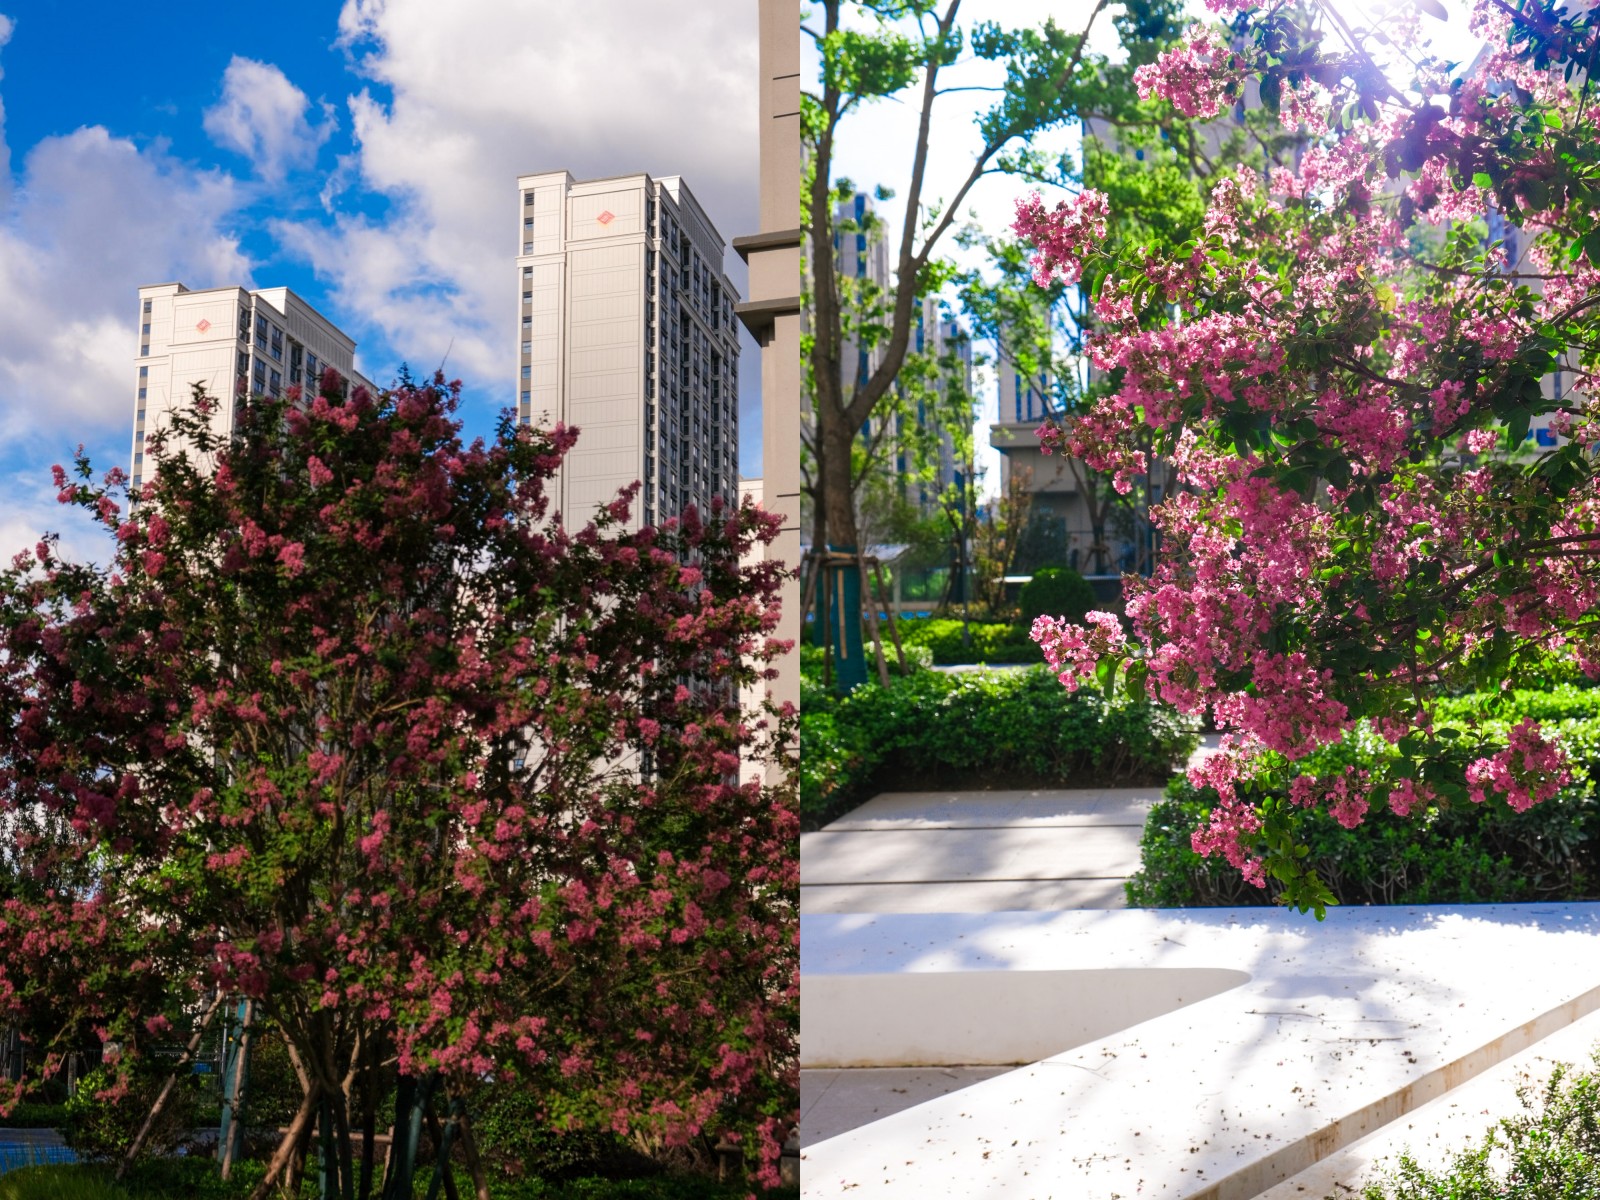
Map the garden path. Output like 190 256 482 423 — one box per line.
798 749 1221 1148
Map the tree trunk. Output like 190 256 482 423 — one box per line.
218 998 254 1181
116 990 225 1179
245 1087 319 1200
358 1037 381 1200
819 416 868 692
454 1106 492 1200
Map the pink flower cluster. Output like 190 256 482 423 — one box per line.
1012 189 1110 287
1190 793 1267 887
1133 29 1242 118
1465 719 1571 812
1032 610 1127 692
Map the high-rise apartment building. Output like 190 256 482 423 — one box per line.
131 283 371 492
516 171 740 530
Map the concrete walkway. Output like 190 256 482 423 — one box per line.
800 785 1159 915
799 782 1170 1147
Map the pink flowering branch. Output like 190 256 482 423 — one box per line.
1011 0 1600 914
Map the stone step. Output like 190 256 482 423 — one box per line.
800 825 1143 886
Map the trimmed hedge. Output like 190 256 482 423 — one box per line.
1 1102 68 1128
801 662 1200 828
1019 567 1096 626
1127 689 1600 908
893 618 1042 665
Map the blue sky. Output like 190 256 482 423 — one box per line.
0 0 760 559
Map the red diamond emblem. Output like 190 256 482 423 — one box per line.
596 210 615 226
195 318 212 333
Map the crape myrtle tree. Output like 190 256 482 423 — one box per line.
1016 0 1600 915
0 373 797 1197
958 35 1312 581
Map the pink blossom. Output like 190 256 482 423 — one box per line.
1133 29 1242 118
1012 189 1110 287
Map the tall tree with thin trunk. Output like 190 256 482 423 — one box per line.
803 0 1192 685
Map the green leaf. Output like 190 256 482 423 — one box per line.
1096 655 1118 701
1125 660 1148 703
1472 171 1494 189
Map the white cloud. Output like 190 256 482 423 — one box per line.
273 0 760 398
203 56 335 183
0 127 249 443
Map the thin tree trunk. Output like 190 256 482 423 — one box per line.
423 1104 461 1200
116 989 226 1179
245 1087 318 1200
358 1036 380 1200
454 1106 492 1200
873 561 908 673
219 998 254 1181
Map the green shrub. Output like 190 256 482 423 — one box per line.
1126 774 1599 908
468 1086 658 1181
1361 1051 1600 1199
800 664 1200 827
1018 567 1096 626
61 1064 205 1163
894 618 1041 665
3 1102 69 1128
1127 694 1600 908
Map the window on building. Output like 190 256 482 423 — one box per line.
520 389 530 404
524 191 535 206
142 299 152 314
140 344 149 356
139 366 148 379
523 290 532 302
523 242 533 254
522 315 532 328
270 327 283 361
141 323 151 337
306 354 319 381
269 370 282 395
523 265 532 276
137 387 147 401
137 409 145 423
521 365 531 379
522 341 531 354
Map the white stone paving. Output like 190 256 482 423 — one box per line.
798 784 1162 1148
1258 1005 1600 1198
799 905 1600 1199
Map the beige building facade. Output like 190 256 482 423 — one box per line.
516 171 740 530
131 283 371 492
734 0 802 735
